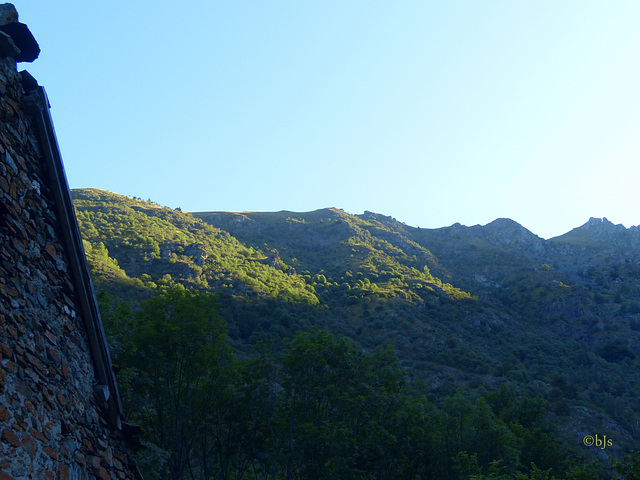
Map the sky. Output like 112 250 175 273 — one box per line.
13 1 640 239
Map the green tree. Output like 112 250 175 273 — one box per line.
274 329 410 479
126 289 231 480
612 452 640 480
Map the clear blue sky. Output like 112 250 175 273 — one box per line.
15 1 640 239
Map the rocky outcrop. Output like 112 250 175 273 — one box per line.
184 242 209 266
551 217 639 247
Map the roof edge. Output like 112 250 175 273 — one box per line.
21 76 125 430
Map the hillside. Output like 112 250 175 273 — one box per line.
198 206 640 355
72 188 640 471
73 188 318 305
193 207 472 301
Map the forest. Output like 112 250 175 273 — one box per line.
71 188 640 479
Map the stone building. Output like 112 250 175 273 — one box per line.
0 5 141 479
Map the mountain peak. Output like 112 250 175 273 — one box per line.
583 216 621 230
484 217 529 231
473 218 546 254
551 217 631 246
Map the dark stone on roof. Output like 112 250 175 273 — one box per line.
0 22 39 62
19 69 38 92
0 4 18 25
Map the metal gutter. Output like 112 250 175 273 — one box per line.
21 79 124 430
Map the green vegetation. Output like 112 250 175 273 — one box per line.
101 290 614 480
73 189 640 478
74 189 318 305
193 208 474 303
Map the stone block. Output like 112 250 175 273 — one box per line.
43 330 56 345
43 445 59 460
100 446 114 467
28 426 46 443
88 454 102 470
0 405 8 422
3 359 16 373
0 339 12 358
44 242 56 259
20 433 35 457
56 391 68 407
97 466 111 480
1 428 20 447
58 463 68 479
60 360 69 378
25 352 45 373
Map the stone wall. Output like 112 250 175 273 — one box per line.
0 7 140 480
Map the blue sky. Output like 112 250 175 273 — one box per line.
15 1 640 239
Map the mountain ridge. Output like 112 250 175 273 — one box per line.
196 204 639 245
71 188 640 462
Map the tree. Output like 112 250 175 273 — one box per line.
274 329 415 480
126 289 231 479
612 452 640 480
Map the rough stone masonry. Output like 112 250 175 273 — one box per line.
0 4 140 479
